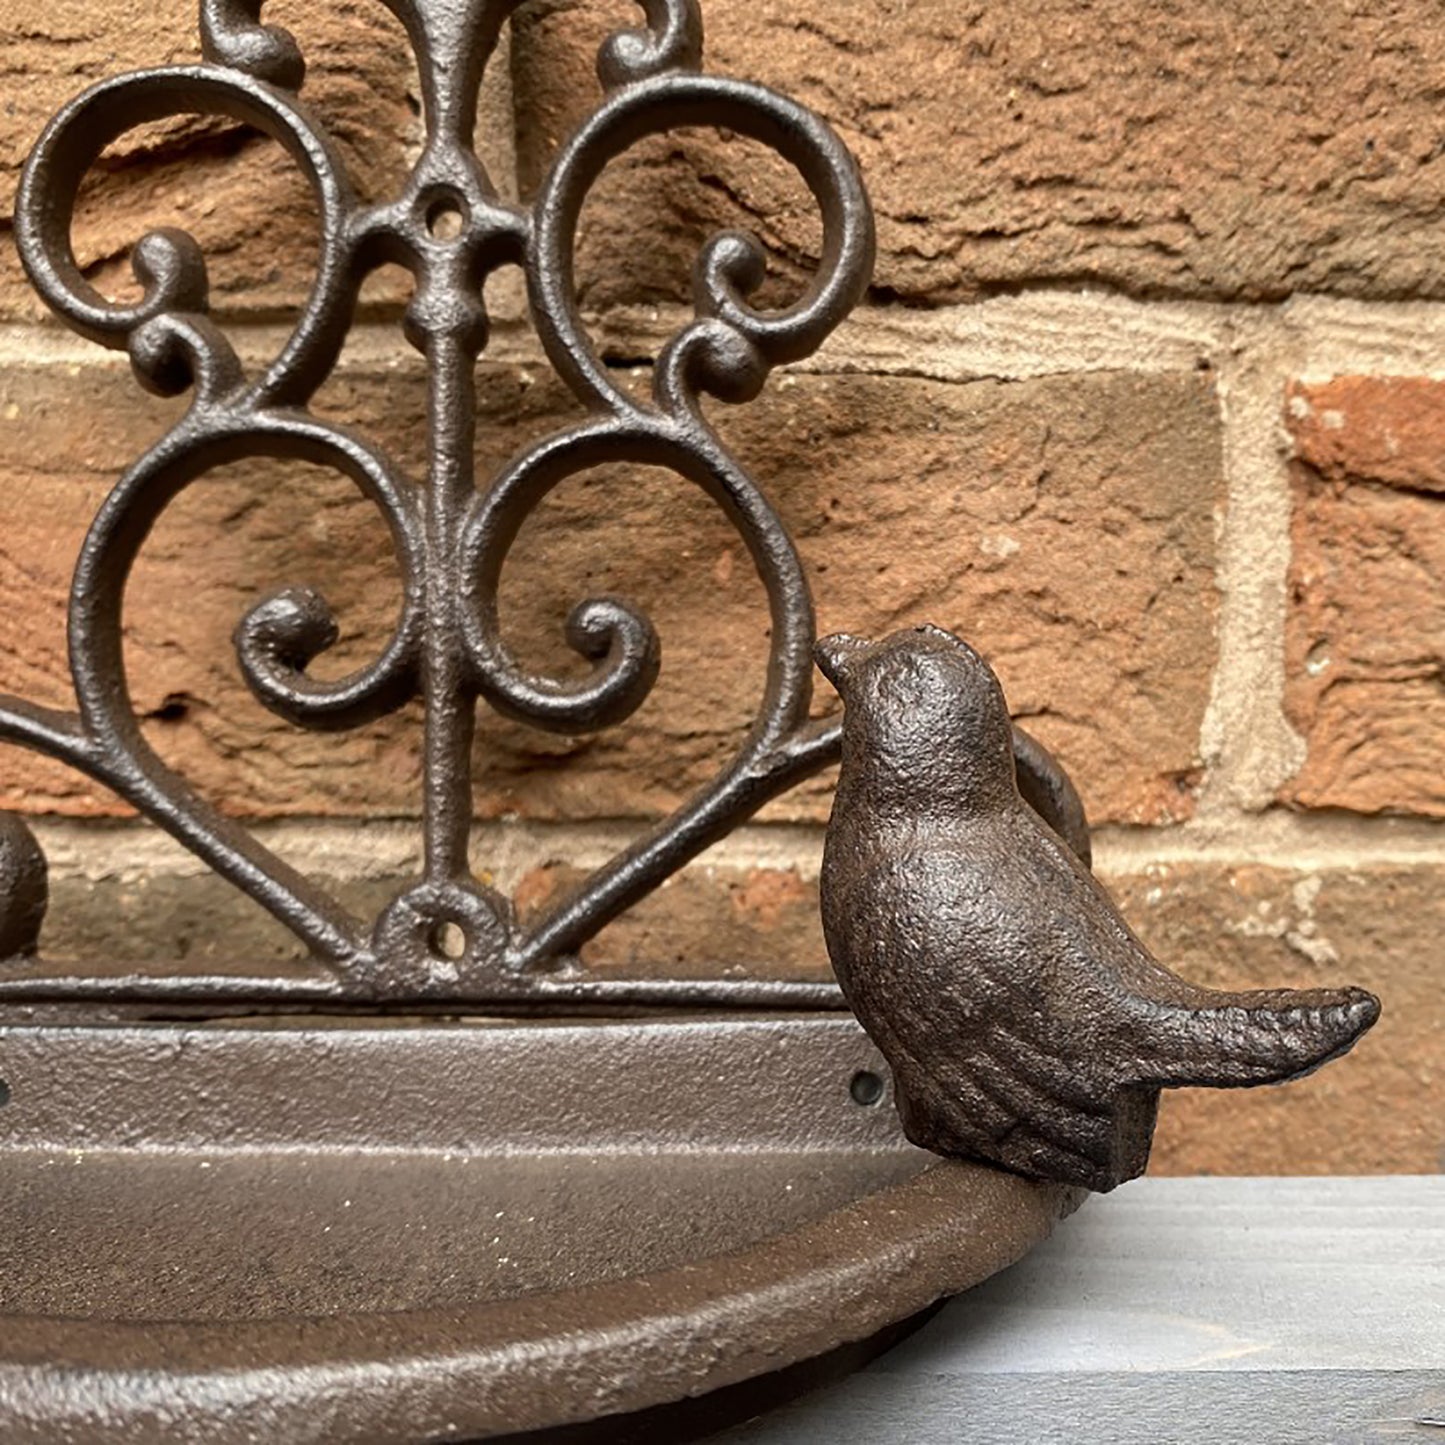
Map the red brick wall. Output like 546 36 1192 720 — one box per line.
1 0 1440 1174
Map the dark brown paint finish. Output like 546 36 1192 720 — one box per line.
0 0 876 1008
0 0 1093 1015
817 626 1379 1192
0 1016 1080 1441
0 1 1086 1438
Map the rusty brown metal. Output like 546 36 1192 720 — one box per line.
0 1015 1081 1440
0 1 1090 1438
1 0 874 1007
0 0 1099 1015
816 626 1380 1192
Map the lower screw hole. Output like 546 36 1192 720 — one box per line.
429 921 468 961
850 1069 885 1106
0 1079 11 1108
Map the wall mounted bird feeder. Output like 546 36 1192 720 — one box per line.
0 1 1377 1439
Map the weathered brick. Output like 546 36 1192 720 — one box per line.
0 0 423 321
16 2 1445 312
38 870 394 973
1116 864 1440 1177
515 860 829 979
0 355 1220 824
511 0 1445 307
33 855 1431 1174
34 858 828 979
1284 378 1445 816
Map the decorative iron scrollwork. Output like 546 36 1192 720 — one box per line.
0 0 1083 1009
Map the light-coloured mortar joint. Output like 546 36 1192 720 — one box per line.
1198 294 1445 818
26 811 1445 891
1193 308 1305 816
9 290 1445 373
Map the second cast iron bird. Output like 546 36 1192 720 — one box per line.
816 625 1380 1192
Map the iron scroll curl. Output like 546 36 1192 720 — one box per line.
0 0 1083 1006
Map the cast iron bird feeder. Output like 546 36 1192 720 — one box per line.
0 2 1376 1440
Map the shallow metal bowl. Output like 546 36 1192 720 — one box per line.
0 1012 1078 1441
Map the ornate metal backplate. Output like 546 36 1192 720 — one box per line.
1 0 1090 1015
0 0 892 1010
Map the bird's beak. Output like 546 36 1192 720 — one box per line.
815 632 871 690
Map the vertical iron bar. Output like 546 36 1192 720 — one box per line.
422 331 478 887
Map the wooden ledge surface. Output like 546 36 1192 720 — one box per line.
719 1175 1445 1444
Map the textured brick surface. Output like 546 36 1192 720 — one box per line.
14 2 1445 313
1123 864 1439 1176
511 0 1445 307
0 0 423 321
34 857 826 980
513 860 829 979
1284 378 1445 816
0 358 1220 823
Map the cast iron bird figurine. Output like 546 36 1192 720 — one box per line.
816 625 1380 1192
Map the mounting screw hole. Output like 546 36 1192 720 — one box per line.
0 1079 10 1108
849 1070 885 1107
426 195 467 241
429 920 468 961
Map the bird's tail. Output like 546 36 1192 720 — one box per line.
1129 985 1380 1090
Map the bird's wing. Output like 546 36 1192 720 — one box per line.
836 841 1130 1177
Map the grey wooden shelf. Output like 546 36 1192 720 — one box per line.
716 1175 1445 1444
